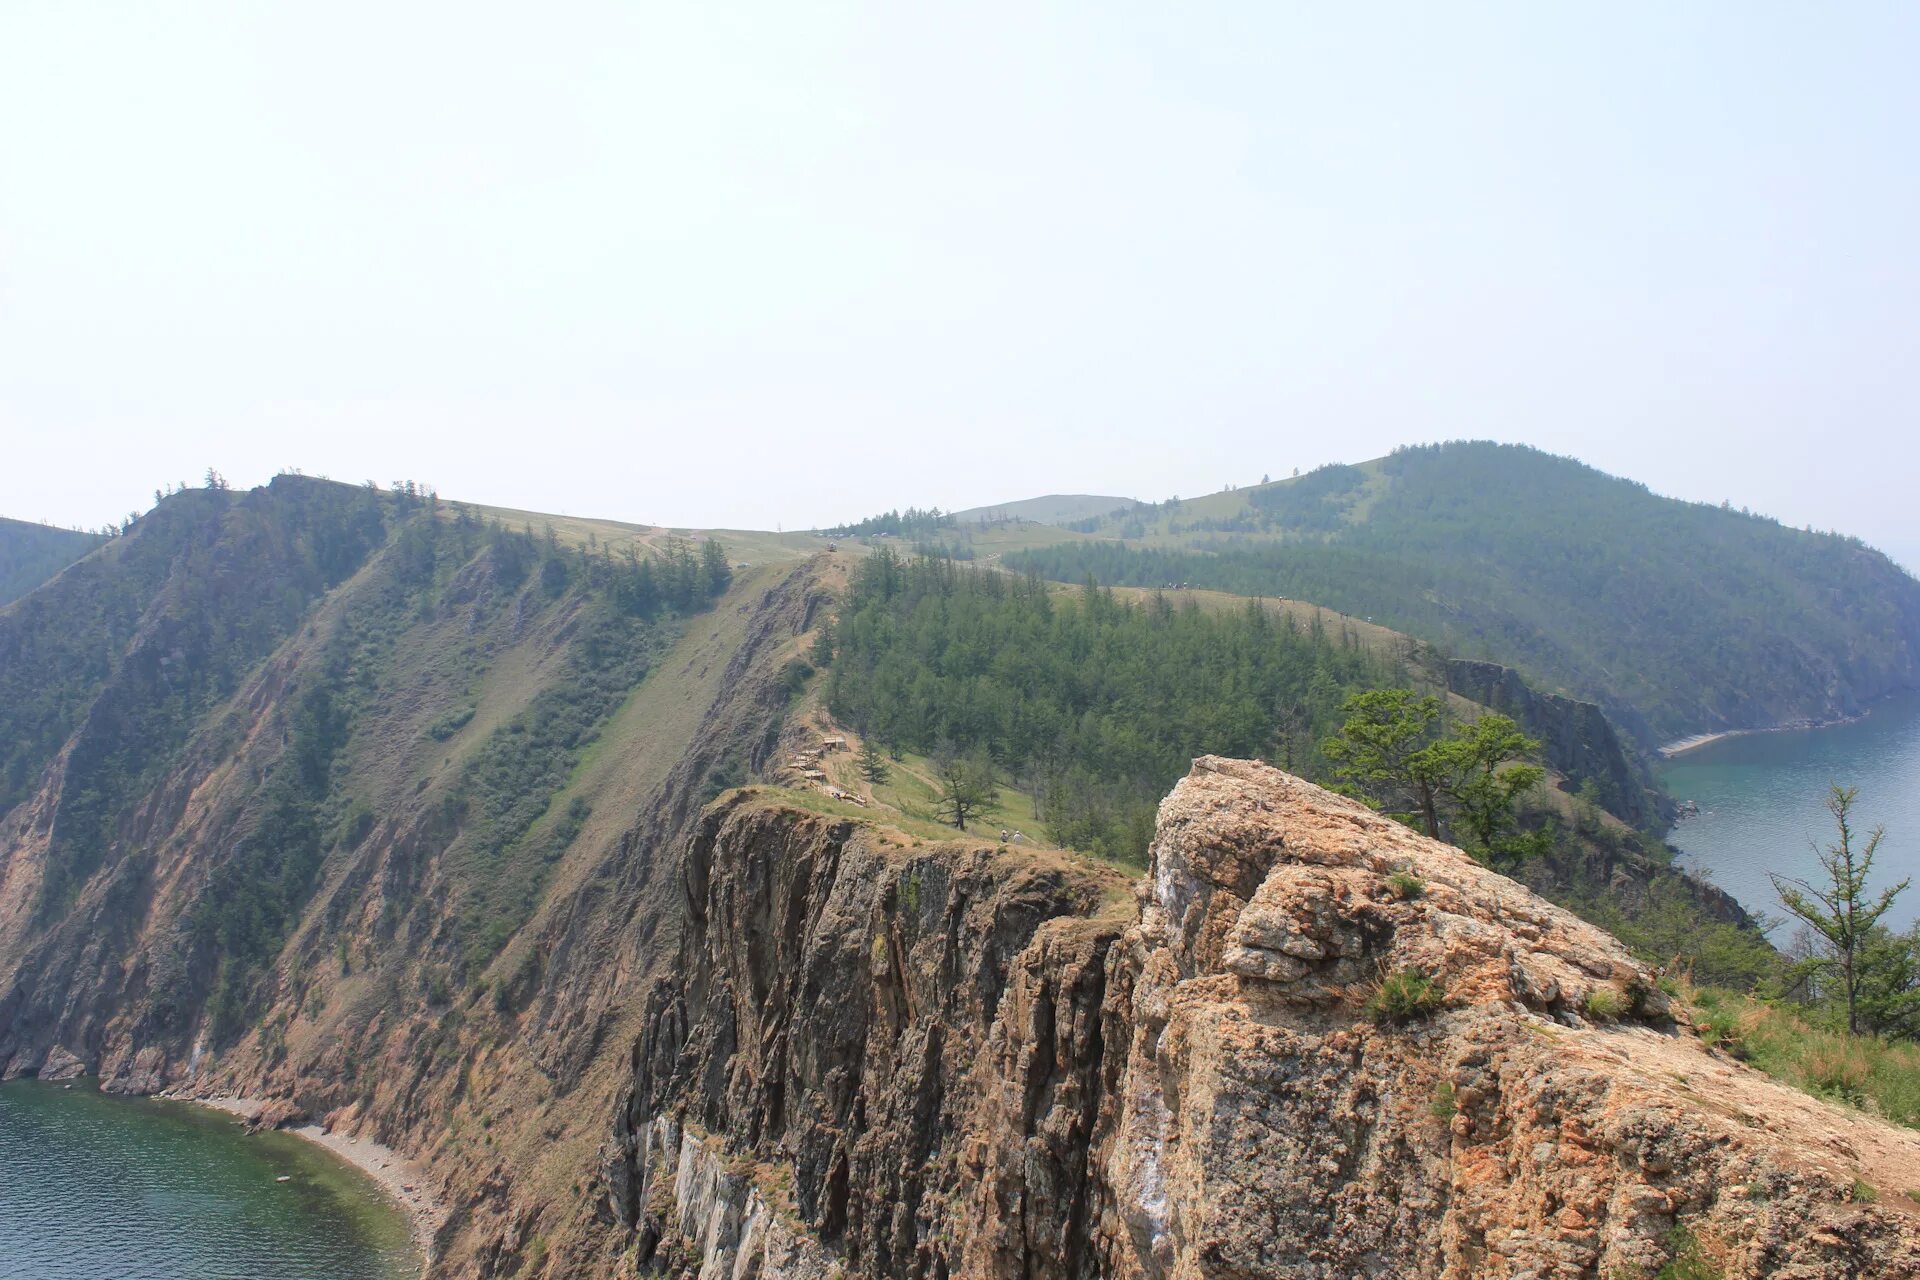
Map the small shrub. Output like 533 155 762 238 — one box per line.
426 705 475 741
1656 1226 1722 1280
1851 1178 1878 1205
1366 967 1445 1025
1428 1080 1457 1121
781 659 814 698
1386 870 1426 900
1584 986 1629 1022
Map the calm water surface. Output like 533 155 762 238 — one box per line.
0 1080 416 1280
1662 692 1920 933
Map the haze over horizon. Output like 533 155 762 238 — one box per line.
4 4 1917 569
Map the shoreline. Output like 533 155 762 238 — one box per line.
190 1095 443 1264
1657 730 1736 758
1657 708 1874 759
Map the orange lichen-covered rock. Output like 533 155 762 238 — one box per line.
1094 758 1920 1280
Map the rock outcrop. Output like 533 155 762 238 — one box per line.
615 759 1920 1279
1095 758 1920 1279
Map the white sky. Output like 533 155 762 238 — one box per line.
2 3 1917 567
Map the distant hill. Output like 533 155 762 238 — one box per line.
0 517 103 605
949 493 1138 526
1003 442 1920 744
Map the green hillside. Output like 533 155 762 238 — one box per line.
1003 443 1920 744
0 517 104 605
0 477 733 950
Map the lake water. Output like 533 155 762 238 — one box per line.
1661 692 1920 934
0 1080 417 1280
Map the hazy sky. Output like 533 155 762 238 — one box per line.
3 4 1917 566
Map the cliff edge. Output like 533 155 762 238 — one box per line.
615 759 1920 1278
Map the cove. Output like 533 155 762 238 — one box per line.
1661 692 1920 934
0 1079 417 1280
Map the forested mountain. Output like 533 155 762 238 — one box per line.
0 516 103 605
1004 442 1920 743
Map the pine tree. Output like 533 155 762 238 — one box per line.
932 744 997 830
856 739 889 784
699 538 733 598
1772 785 1909 1036
1322 689 1446 836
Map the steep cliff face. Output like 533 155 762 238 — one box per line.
1444 658 1664 827
616 761 1920 1280
602 793 1131 1278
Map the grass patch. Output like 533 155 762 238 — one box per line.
869 750 1109 860
1685 984 1920 1126
1583 985 1629 1023
1655 1225 1722 1280
1428 1081 1457 1121
1365 967 1445 1025
1385 869 1426 900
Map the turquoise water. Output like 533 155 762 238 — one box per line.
1661 692 1920 933
0 1080 417 1280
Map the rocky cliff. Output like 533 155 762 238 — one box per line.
610 760 1920 1279
600 793 1128 1278
1444 658 1666 828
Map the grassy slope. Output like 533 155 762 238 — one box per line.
425 560 814 1212
1686 982 1920 1137
0 517 104 605
949 494 1138 526
470 502 829 567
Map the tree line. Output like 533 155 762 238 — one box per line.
823 548 1398 863
822 506 956 539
